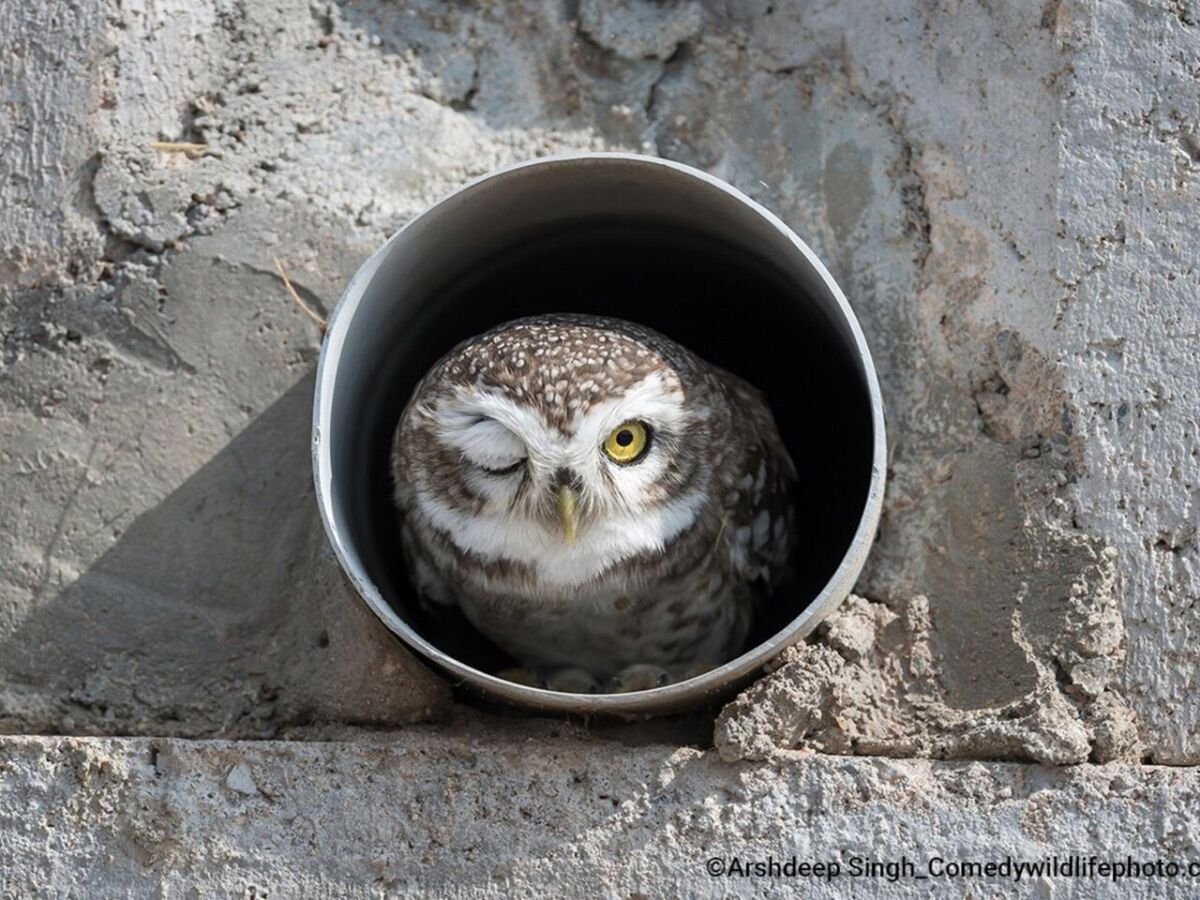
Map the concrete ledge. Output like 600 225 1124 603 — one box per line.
1 726 1198 897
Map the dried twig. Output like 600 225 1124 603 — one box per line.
274 257 327 334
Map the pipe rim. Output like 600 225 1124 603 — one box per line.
312 152 886 714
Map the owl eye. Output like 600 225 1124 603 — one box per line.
602 421 650 464
444 413 528 475
478 458 525 477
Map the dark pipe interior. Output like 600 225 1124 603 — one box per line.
347 221 875 672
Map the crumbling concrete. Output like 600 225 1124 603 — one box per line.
0 0 1197 769
716 593 1139 766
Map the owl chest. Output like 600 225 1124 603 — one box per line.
450 543 747 676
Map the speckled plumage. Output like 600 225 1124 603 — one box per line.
392 314 796 684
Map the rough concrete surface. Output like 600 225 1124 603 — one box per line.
3 0 1200 892
3 0 1195 762
2 0 1200 886
2 726 1200 898
716 593 1139 766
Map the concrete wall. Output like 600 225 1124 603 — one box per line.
3 725 1199 897
1 0 1198 891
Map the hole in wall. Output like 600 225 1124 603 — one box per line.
337 220 876 674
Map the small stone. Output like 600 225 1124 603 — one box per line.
225 763 259 796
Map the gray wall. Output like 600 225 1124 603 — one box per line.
1 0 1197 770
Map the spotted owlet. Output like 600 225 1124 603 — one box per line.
392 314 796 692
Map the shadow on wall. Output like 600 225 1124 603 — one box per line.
1 373 443 736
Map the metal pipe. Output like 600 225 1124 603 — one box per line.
312 153 886 716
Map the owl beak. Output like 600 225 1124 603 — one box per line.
556 485 579 544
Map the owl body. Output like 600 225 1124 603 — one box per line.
392 315 795 683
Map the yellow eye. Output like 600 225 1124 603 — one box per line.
603 421 649 463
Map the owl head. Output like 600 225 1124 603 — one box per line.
393 315 727 588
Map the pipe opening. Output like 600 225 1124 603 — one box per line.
315 156 883 711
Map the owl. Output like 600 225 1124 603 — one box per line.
392 314 796 692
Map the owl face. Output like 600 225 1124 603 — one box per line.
395 317 720 588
